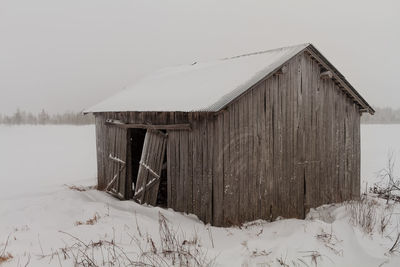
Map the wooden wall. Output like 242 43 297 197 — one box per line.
167 113 215 224
93 51 362 226
94 111 215 224
211 51 361 226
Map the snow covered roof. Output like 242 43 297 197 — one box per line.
85 43 373 114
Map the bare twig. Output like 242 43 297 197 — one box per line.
58 231 90 249
23 254 31 267
207 226 215 248
389 233 400 254
1 233 11 257
37 234 45 257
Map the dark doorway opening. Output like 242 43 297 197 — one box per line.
129 128 146 191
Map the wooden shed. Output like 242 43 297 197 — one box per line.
85 44 374 226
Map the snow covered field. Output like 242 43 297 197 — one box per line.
1 124 400 266
361 124 400 191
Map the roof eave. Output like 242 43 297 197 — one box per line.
305 44 374 115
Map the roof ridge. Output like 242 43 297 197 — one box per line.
222 43 310 61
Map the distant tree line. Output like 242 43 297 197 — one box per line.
0 109 94 125
1 107 398 125
361 107 400 124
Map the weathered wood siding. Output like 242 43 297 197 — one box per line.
167 113 215 224
211 51 361 226
93 50 361 226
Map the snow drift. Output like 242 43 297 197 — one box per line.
1 125 400 266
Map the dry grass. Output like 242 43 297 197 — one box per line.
316 228 343 256
346 195 396 236
379 206 393 235
65 184 97 192
132 213 216 266
292 250 333 267
299 251 323 266
345 195 400 255
0 253 13 264
346 196 378 234
40 212 216 266
0 234 13 265
276 254 289 267
75 213 100 226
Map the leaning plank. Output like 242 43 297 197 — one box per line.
109 154 126 164
108 189 125 200
139 161 160 179
133 176 160 200
105 165 126 191
134 130 167 205
135 132 151 203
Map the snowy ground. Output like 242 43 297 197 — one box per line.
1 124 400 267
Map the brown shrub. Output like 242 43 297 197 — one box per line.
75 213 100 226
0 253 13 264
65 184 96 192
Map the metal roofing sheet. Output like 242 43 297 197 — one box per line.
85 44 309 113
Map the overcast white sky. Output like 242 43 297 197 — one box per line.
1 0 399 115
